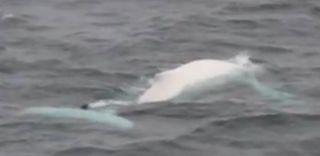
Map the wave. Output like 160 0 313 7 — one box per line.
52 112 320 156
223 2 297 13
188 113 320 136
53 147 115 156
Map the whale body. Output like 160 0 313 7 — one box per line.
82 53 294 110
138 53 262 103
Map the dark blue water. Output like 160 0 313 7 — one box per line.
1 0 320 155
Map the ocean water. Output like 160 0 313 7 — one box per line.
1 0 320 155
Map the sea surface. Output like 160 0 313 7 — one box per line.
1 0 320 155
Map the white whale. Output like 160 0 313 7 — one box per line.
21 53 295 128
137 53 263 103
84 53 293 109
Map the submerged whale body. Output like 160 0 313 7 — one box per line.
22 107 133 129
138 53 262 103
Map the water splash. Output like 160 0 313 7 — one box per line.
229 51 251 66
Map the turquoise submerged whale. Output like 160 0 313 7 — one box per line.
22 107 133 129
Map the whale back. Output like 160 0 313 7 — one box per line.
137 57 249 104
137 69 188 103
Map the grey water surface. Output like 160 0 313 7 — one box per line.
1 0 320 155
